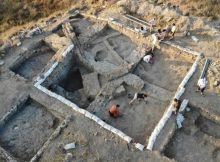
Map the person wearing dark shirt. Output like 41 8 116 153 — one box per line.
172 98 181 114
129 92 148 104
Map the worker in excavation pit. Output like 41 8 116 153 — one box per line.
140 26 147 36
197 77 208 96
149 18 156 33
129 92 148 104
164 25 172 38
109 104 121 118
170 23 176 39
151 33 161 51
172 98 181 114
143 53 154 64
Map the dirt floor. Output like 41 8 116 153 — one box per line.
42 17 194 148
107 34 136 59
10 42 55 80
134 45 195 92
38 111 172 162
89 84 169 145
164 107 220 162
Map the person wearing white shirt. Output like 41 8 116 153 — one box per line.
151 33 160 51
197 77 208 95
140 26 147 36
171 23 176 38
143 54 153 64
149 18 156 33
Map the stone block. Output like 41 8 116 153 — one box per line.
82 72 101 98
113 85 126 97
44 34 72 51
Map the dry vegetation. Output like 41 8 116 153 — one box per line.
164 0 220 19
1 0 219 34
190 0 220 18
0 0 109 33
0 0 76 33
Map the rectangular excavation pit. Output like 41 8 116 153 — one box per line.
52 25 65 37
107 34 136 59
89 84 169 144
134 46 195 92
58 68 84 92
42 51 95 109
85 26 136 62
70 17 93 37
10 41 55 80
163 107 220 162
36 17 198 149
0 97 59 162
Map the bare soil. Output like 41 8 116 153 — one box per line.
11 42 55 80
0 2 220 161
0 98 58 161
101 91 168 144
134 45 195 91
164 108 220 162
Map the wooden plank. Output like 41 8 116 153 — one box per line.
200 59 211 79
125 14 151 26
122 15 149 27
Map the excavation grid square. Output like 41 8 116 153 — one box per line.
164 108 220 162
10 41 55 80
92 94 169 144
134 46 195 91
0 98 58 161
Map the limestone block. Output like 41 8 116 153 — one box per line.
123 136 132 143
111 127 120 134
64 143 76 150
103 124 112 131
84 111 94 119
100 73 144 96
113 85 126 97
84 22 107 38
0 60 4 66
175 87 185 100
117 131 126 138
44 34 72 51
178 99 189 113
91 115 101 123
70 104 80 112
135 143 145 151
176 113 184 129
125 48 145 64
77 108 87 115
97 120 106 127
82 72 101 98
123 74 145 91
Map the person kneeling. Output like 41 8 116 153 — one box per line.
143 53 154 64
129 93 148 104
109 104 121 118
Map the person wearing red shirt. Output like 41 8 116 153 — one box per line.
109 104 120 118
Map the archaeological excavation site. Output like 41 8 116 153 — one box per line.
1 1 220 162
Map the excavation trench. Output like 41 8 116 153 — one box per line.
164 107 220 162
